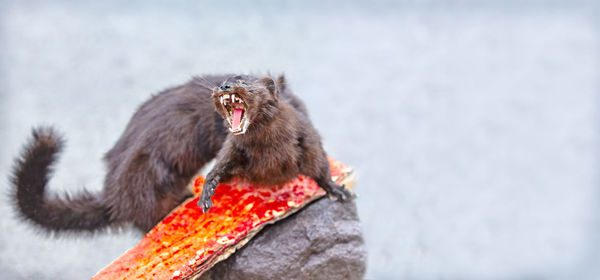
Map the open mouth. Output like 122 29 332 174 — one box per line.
219 93 249 135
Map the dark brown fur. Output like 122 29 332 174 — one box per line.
10 74 351 234
198 75 352 212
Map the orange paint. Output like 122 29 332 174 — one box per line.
92 158 351 280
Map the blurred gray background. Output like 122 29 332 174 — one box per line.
1 0 599 279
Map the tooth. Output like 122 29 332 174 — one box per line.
223 94 229 100
231 94 235 102
220 96 223 104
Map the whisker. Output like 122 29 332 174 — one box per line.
193 76 219 89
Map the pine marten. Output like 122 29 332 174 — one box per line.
10 74 353 233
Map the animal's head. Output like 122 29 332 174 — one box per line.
212 75 281 135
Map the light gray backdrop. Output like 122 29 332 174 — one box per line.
1 0 599 279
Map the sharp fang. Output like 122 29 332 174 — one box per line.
231 94 235 102
220 96 223 104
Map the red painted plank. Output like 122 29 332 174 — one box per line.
92 158 353 280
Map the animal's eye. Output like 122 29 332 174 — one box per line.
240 81 248 87
220 85 231 91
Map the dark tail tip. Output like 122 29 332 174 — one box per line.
10 127 64 223
10 126 64 205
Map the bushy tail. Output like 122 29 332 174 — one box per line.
9 127 113 233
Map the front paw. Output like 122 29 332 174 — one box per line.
327 183 355 201
198 181 217 213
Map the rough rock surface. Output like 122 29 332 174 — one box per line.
199 198 366 280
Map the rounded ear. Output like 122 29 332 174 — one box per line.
277 74 286 92
259 76 278 97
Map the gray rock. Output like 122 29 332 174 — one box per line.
199 198 367 280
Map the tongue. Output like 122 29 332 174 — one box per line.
232 108 243 129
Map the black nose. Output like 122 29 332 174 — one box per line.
220 85 231 91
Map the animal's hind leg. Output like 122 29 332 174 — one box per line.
309 157 354 201
315 176 353 201
141 177 196 232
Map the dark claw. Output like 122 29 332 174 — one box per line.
326 183 355 201
201 198 213 213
